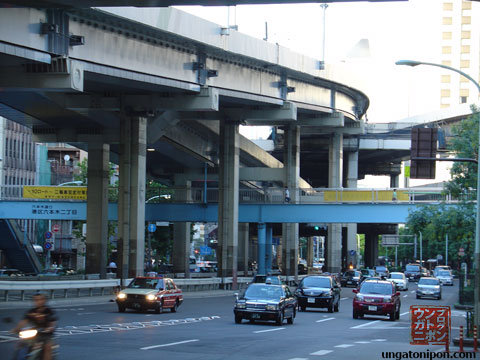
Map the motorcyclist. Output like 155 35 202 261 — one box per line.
12 293 57 360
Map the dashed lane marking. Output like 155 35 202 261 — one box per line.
403 295 408 298
350 320 380 329
334 344 354 348
316 318 335 323
372 339 387 342
287 358 308 360
253 328 285 334
340 298 348 300
410 291 415 294
310 350 333 356
400 312 409 317
354 341 371 344
140 339 199 350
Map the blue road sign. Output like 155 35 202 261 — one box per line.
147 223 157 232
45 231 53 239
44 242 52 250
200 246 212 255
349 250 356 256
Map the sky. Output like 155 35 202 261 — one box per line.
175 1 456 187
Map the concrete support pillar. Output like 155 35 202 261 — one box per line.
238 223 249 276
282 126 300 279
307 237 314 267
257 223 266 275
364 232 379 269
217 120 239 286
86 143 110 278
390 174 399 188
347 151 358 268
128 117 147 277
266 224 273 274
173 223 191 277
327 132 343 273
118 117 131 282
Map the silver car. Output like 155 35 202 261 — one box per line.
416 277 442 300
436 270 454 286
389 272 408 291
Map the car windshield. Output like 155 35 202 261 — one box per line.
302 277 331 288
406 265 420 271
360 282 393 295
253 276 281 285
418 278 439 285
244 285 284 300
128 278 164 290
376 266 387 272
437 271 451 276
390 274 403 279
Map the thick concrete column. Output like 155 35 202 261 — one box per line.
257 223 266 275
282 126 300 279
390 174 399 188
364 232 379 269
238 223 249 276
118 117 131 282
173 223 191 277
346 151 358 268
86 143 110 278
266 224 273 274
217 120 239 285
327 132 343 273
128 117 147 277
307 237 314 267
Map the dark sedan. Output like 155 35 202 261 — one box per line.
295 275 341 313
234 283 297 325
341 270 362 287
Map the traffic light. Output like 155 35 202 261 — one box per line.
410 128 438 179
314 226 320 231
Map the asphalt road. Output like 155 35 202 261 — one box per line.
0 280 476 360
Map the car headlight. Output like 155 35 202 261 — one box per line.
295 288 303 295
265 304 279 311
146 294 156 301
384 295 393 303
355 294 364 301
117 292 126 299
236 303 246 309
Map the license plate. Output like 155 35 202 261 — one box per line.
252 314 260 319
347 281 352 284
308 298 315 303
133 303 141 308
368 306 377 311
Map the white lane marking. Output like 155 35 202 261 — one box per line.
350 320 380 329
288 358 309 360
310 350 333 356
316 318 335 323
354 341 371 344
141 339 199 350
400 312 409 317
341 297 348 300
334 344 354 348
372 339 387 342
77 312 95 316
410 291 415 294
253 327 285 334
403 295 408 298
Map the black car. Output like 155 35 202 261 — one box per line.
374 265 389 279
341 270 362 287
234 283 297 325
295 275 341 313
404 263 429 282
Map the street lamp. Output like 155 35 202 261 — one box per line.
396 59 480 328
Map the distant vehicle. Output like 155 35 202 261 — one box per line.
374 265 389 278
251 274 283 285
433 265 452 277
116 276 183 313
352 279 401 321
295 275 341 313
189 256 197 272
388 272 408 291
0 268 24 277
435 270 454 286
416 277 442 300
298 259 307 274
233 283 297 325
361 269 377 277
404 263 429 282
340 270 361 287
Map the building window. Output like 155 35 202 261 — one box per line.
442 17 453 25
443 2 453 11
462 16 471 25
460 96 468 104
441 75 451 83
462 1 472 10
442 32 452 40
460 60 470 68
462 30 471 39
441 60 452 66
442 46 452 54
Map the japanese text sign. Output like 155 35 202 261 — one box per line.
410 305 450 345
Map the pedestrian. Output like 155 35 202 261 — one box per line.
284 187 290 203
392 188 397 201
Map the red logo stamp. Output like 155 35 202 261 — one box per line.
410 305 451 345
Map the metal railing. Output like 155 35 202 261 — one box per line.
0 185 475 204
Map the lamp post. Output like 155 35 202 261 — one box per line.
396 59 480 328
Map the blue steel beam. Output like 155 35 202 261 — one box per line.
0 201 450 223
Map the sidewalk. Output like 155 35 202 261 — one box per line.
0 289 237 310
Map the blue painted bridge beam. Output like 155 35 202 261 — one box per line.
0 201 450 223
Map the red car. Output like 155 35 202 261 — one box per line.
116 276 183 313
352 279 401 321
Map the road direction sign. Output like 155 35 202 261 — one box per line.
148 223 157 232
52 224 61 233
44 242 52 250
200 246 212 255
45 231 53 239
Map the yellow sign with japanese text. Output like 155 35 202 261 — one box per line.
23 186 87 200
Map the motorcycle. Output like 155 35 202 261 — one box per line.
14 327 59 360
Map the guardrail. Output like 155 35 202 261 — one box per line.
2 185 473 204
0 276 303 301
